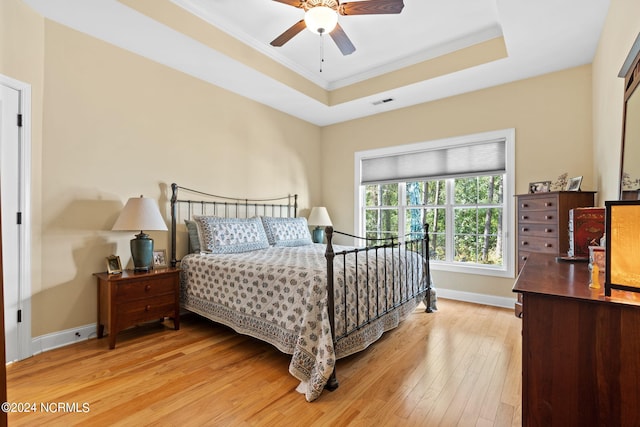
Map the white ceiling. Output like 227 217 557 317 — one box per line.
24 0 610 126
173 0 503 89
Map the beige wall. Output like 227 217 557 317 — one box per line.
592 0 640 203
322 66 593 298
2 1 322 337
2 0 637 339
1 0 45 335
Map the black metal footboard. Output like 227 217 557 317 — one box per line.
324 224 432 390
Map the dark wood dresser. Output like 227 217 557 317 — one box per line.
514 191 595 316
515 191 595 271
513 253 640 427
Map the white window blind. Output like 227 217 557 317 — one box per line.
361 139 506 184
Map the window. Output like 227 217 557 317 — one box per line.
356 130 515 278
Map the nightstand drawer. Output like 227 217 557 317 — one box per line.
117 294 176 326
116 276 176 300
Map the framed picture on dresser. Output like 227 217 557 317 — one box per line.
566 176 583 191
528 181 550 193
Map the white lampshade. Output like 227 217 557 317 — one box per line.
308 206 333 227
112 196 168 232
304 6 338 35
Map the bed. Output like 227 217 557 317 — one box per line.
170 184 434 401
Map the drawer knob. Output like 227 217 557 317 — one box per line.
521 256 528 261
545 243 552 248
522 241 529 246
521 203 528 208
545 202 553 207
521 215 529 220
521 227 529 232
545 228 552 233
545 215 553 220
145 305 151 311
145 284 151 292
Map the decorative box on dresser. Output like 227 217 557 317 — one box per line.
513 253 640 426
94 268 181 349
514 191 595 317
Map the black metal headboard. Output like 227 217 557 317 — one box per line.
170 183 298 267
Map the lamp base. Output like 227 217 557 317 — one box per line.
131 231 154 272
312 227 325 244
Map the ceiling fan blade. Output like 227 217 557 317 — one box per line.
339 0 404 15
271 20 307 47
272 0 304 8
330 23 356 55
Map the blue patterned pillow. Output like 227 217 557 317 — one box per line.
261 216 313 247
193 216 269 254
184 219 201 253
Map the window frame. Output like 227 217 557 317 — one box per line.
355 129 515 278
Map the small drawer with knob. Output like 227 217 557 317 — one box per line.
519 223 557 237
519 210 556 223
518 196 556 211
117 294 177 328
517 251 531 271
519 236 556 253
116 276 176 300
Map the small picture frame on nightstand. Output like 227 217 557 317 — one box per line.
106 255 122 274
153 249 167 268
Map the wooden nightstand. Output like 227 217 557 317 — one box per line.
94 268 181 349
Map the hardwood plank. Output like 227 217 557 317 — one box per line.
7 299 521 426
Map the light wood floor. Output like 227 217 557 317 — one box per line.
7 298 522 426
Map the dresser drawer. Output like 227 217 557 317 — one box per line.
517 251 531 271
517 196 557 211
518 210 557 223
518 223 557 237
117 294 176 327
515 192 595 273
116 276 176 300
519 236 557 253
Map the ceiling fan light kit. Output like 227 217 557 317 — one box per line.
304 6 338 34
270 0 405 57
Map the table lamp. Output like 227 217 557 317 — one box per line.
112 195 167 272
308 207 332 243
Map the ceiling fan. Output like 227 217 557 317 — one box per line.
270 0 405 56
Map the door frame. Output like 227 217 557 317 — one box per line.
0 74 32 361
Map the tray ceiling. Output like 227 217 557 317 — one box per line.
23 0 610 125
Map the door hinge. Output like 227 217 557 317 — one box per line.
17 309 22 323
17 113 23 127
17 212 22 225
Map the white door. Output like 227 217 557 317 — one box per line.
1 83 23 363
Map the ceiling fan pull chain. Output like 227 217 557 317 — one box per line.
319 29 325 72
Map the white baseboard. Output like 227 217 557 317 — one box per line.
25 291 513 357
436 288 516 309
31 323 97 356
